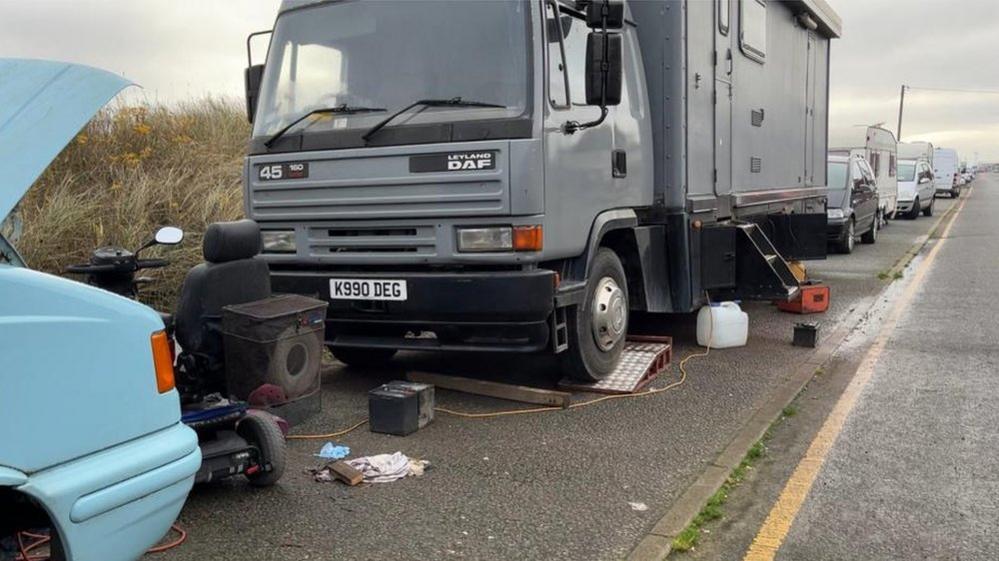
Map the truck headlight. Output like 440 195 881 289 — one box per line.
261 230 296 253
456 225 543 253
457 227 513 253
826 209 845 220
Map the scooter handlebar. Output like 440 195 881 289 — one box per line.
135 258 170 269
65 258 170 275
65 263 122 274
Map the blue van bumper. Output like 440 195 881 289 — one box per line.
16 423 200 561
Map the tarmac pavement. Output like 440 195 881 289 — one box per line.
159 193 958 561
676 176 994 561
774 179 998 560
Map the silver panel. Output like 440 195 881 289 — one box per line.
247 141 512 220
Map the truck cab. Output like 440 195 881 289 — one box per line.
243 0 841 380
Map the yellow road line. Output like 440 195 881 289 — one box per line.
742 190 973 561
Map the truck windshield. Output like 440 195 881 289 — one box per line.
253 0 532 145
897 162 917 182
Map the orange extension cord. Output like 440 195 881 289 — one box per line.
14 524 186 560
289 294 716 440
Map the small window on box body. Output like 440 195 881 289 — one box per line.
740 0 767 63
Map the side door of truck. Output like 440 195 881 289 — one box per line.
714 0 734 218
804 32 818 185
543 1 617 258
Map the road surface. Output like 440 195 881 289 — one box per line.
160 189 961 561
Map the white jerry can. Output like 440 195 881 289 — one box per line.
696 302 749 349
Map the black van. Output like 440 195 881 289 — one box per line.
826 154 880 254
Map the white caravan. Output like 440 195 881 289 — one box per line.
831 126 898 223
933 148 962 198
898 141 934 168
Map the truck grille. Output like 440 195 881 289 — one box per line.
307 225 437 258
247 142 511 221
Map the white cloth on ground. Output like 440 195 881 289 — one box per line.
346 452 429 483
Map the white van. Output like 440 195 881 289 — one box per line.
831 126 898 224
896 158 936 218
933 148 962 198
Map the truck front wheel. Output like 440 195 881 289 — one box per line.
561 248 629 382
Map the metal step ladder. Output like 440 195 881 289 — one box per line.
728 222 801 301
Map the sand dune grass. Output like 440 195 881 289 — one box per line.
12 98 249 310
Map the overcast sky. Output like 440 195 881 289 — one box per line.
2 0 997 161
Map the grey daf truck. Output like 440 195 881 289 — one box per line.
241 0 841 381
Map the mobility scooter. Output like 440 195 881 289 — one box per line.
67 220 294 486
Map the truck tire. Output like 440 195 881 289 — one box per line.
238 411 287 487
330 346 397 368
561 248 628 381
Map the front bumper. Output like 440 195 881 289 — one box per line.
272 268 556 352
896 198 915 212
826 217 849 242
17 423 199 561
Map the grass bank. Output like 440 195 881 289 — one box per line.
11 99 248 310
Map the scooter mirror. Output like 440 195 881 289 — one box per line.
154 226 184 246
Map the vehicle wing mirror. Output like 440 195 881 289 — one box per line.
585 32 623 107
586 0 625 29
155 226 184 246
245 64 265 124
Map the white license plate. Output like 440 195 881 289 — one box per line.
329 278 408 301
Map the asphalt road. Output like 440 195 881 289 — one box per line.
776 179 998 560
678 176 991 561
159 194 957 561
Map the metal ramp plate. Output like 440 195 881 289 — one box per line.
558 336 672 395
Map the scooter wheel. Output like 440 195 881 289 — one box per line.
237 411 287 487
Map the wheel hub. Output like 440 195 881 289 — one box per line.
591 276 627 352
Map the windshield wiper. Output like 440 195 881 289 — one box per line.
362 97 506 143
265 105 387 147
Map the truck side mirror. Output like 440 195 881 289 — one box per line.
586 0 625 29
245 64 265 124
585 32 623 107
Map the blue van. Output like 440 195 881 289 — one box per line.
0 59 200 561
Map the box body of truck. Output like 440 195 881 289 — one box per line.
243 0 840 378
